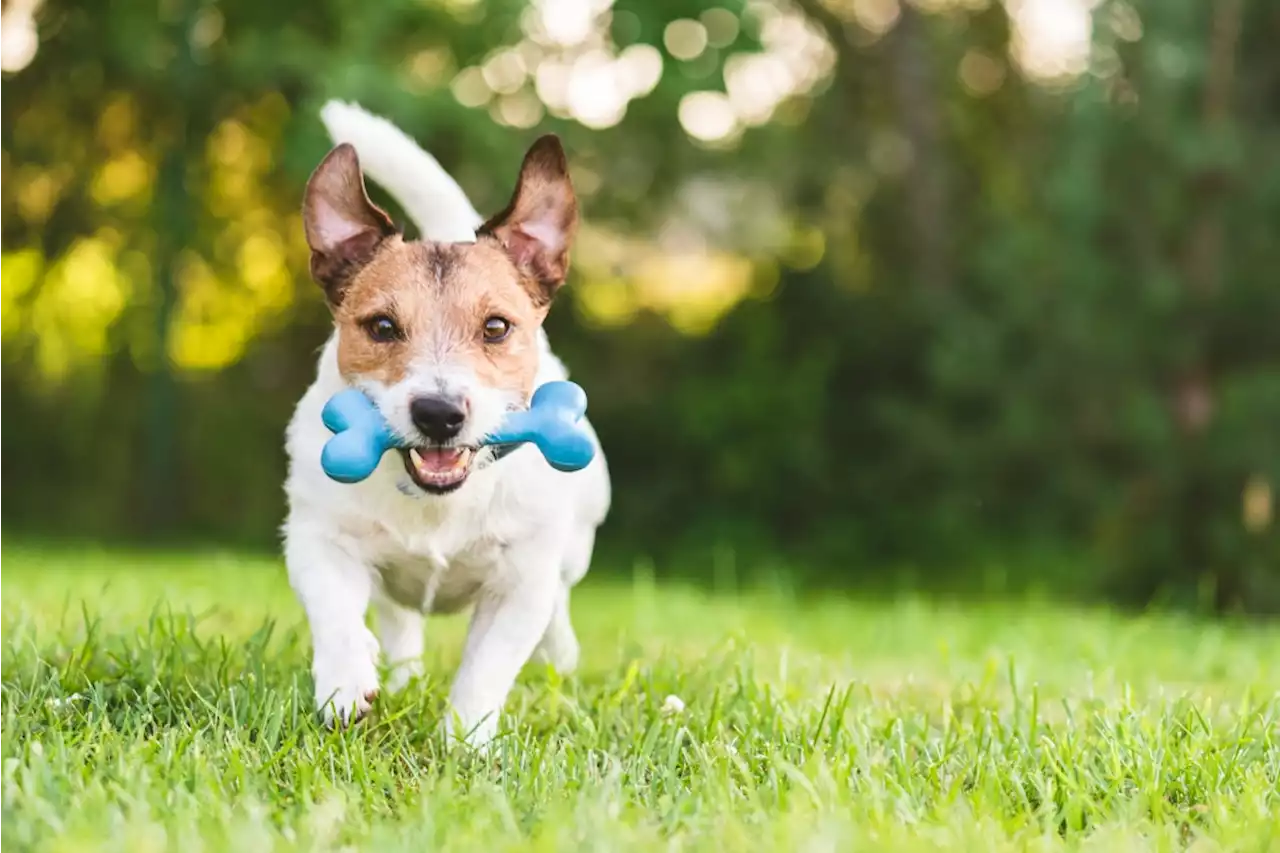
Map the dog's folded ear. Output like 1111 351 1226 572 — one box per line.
303 143 398 305
480 135 578 306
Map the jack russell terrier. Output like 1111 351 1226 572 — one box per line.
283 101 611 747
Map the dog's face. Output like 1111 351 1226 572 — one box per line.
302 137 577 494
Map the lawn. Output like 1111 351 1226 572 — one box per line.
2 544 1277 852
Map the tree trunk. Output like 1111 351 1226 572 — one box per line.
1176 0 1244 610
143 147 186 533
887 3 951 292
142 2 201 534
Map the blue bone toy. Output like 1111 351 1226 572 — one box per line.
320 381 595 484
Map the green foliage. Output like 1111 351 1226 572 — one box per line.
2 0 1278 606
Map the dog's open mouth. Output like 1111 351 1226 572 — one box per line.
399 446 477 493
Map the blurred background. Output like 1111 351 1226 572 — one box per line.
2 0 1277 610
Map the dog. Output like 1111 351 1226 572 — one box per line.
283 101 610 747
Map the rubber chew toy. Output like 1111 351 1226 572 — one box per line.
319 381 595 483
483 381 595 472
320 389 402 484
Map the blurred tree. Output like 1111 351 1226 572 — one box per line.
2 0 1277 608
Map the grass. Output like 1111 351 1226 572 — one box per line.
2 544 1277 852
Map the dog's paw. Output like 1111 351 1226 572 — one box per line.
533 622 580 675
532 638 579 675
441 711 499 752
319 686 379 727
313 629 381 727
554 642 580 675
383 658 424 696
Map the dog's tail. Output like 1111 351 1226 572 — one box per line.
318 100 483 243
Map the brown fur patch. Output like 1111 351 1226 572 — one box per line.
333 239 548 399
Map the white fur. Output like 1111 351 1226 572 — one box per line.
284 102 610 746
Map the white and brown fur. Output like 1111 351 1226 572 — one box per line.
283 102 610 746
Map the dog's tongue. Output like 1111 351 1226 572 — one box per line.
416 447 466 474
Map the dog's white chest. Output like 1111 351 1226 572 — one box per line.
374 546 496 614
368 492 512 614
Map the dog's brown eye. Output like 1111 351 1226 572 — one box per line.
364 315 402 343
483 316 512 343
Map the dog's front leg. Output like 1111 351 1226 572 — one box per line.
444 549 558 748
375 594 424 694
286 522 380 726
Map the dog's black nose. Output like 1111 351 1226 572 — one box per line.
410 395 466 442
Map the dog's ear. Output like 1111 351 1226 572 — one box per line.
480 135 578 305
302 143 397 305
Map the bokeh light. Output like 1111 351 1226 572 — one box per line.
664 19 710 62
0 0 42 73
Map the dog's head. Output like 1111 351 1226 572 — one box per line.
302 136 577 494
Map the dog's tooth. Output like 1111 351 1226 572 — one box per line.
409 448 424 467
